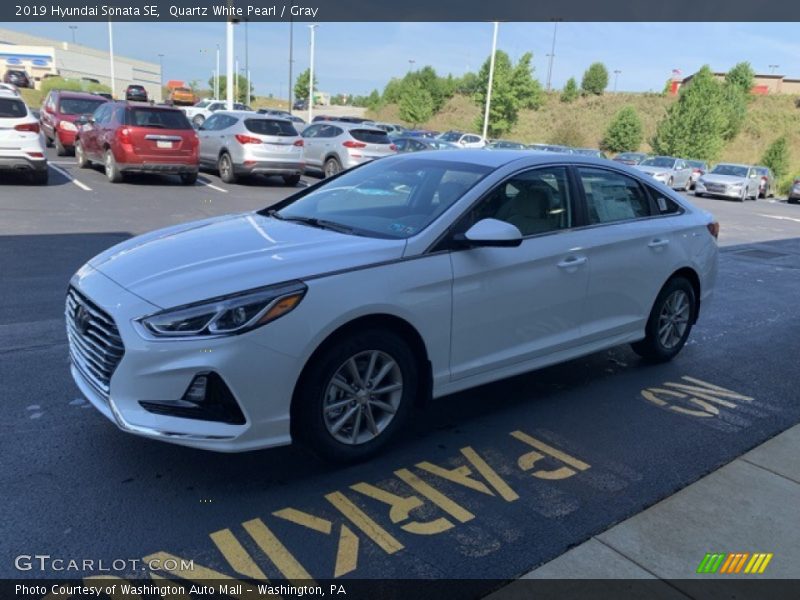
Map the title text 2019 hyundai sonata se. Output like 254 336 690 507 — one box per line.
67 151 718 461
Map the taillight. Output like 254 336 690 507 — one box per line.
692 168 701 173
116 127 132 145
389 144 398 151
343 140 366 149
235 134 261 144
293 139 304 147
707 221 720 239
15 122 40 133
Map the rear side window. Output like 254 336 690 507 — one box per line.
244 118 297 137
577 167 652 224
126 108 191 129
645 185 683 215
0 98 26 118
350 129 391 144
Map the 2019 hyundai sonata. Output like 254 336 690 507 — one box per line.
67 151 718 461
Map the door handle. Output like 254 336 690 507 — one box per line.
648 239 670 248
557 256 587 269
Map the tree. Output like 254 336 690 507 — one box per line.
399 80 434 127
581 62 609 95
725 62 755 95
561 77 579 103
294 69 317 104
601 106 643 153
209 74 253 103
761 136 790 180
719 62 754 141
651 66 728 161
473 50 544 137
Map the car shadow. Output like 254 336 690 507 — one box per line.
0 165 70 187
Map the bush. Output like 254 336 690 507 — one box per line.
776 174 798 197
39 77 83 95
761 136 790 180
581 62 609 96
561 77 579 103
601 106 643 153
549 117 586 148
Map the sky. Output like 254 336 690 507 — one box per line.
2 21 799 98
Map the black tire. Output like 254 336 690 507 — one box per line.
74 139 89 168
180 172 198 185
283 174 301 187
292 328 417 463
30 169 48 185
104 149 123 183
218 152 237 184
45 134 53 148
55 135 68 157
323 157 342 179
631 277 697 363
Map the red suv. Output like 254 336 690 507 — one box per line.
74 102 198 184
40 90 109 156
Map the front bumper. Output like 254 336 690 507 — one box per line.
68 265 298 452
695 182 744 199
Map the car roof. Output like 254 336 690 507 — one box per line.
55 90 107 99
714 162 751 168
217 110 281 119
386 149 628 170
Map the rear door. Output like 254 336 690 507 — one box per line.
348 128 395 160
301 124 324 168
125 107 196 163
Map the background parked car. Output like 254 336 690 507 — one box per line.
183 99 251 127
694 163 760 201
40 90 109 156
571 148 608 159
635 156 693 190
124 85 148 102
74 102 198 184
301 121 397 177
312 115 374 124
91 92 114 101
257 108 305 126
753 166 775 198
168 86 196 106
528 144 573 153
437 130 486 148
373 122 407 135
487 140 527 150
292 99 308 111
198 111 304 186
392 137 458 152
405 129 440 139
788 177 800 204
685 159 708 190
0 82 21 96
613 151 648 165
3 69 32 89
0 90 47 184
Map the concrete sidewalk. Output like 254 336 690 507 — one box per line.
492 424 800 596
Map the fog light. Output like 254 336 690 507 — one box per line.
184 375 208 403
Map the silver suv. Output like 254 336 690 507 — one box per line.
301 121 397 178
197 111 304 186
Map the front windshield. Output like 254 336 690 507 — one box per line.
640 157 676 168
270 158 491 239
711 164 748 177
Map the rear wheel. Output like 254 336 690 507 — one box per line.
30 169 48 185
218 152 237 183
180 172 198 185
104 149 123 183
667 177 674 188
282 174 301 187
293 329 417 462
323 157 342 178
74 139 89 168
631 277 696 362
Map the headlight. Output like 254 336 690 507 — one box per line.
139 281 307 338
653 172 668 179
59 121 77 132
730 182 743 189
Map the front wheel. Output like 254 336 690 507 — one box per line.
631 277 696 362
292 329 417 463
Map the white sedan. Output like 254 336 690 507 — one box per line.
67 151 718 461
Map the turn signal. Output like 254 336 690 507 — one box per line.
257 293 304 325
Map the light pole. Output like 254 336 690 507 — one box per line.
235 58 239 103
68 26 77 44
408 59 415 72
107 21 116 99
226 20 234 110
308 24 318 123
158 54 164 97
244 19 249 102
545 20 559 92
769 64 779 74
288 19 294 113
215 44 220 100
613 69 621 92
482 21 499 141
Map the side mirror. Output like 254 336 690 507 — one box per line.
453 218 523 248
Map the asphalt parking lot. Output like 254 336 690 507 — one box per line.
2 149 800 592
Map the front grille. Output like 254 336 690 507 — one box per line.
707 184 726 193
65 287 125 398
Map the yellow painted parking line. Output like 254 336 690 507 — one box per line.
325 491 404 554
334 525 359 578
209 528 269 580
395 468 475 523
242 518 314 583
273 507 333 534
48 163 92 191
351 481 454 535
511 430 591 477
758 553 774 573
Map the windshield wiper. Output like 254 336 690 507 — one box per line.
267 211 355 234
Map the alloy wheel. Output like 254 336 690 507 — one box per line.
322 350 403 446
657 290 690 350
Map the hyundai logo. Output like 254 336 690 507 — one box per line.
74 304 91 335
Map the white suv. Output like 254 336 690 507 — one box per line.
0 91 47 184
183 99 252 128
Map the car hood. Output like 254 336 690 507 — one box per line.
636 166 671 176
700 174 747 185
88 213 407 308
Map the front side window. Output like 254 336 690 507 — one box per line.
578 167 651 224
459 166 573 236
269 158 490 239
